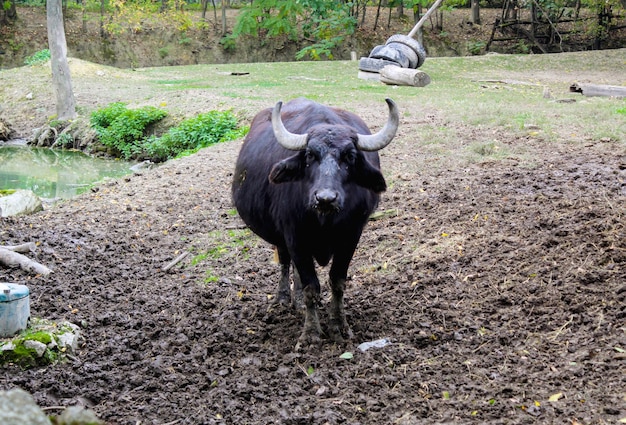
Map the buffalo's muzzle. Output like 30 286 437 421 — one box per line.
313 189 340 213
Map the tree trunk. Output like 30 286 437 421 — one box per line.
201 0 208 20
374 0 382 30
47 0 77 121
2 0 17 27
471 0 480 24
99 0 106 37
413 4 423 46
81 0 88 33
221 0 228 35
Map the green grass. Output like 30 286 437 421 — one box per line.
134 50 625 151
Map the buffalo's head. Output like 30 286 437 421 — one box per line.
268 99 399 215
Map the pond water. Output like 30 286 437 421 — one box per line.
0 146 137 200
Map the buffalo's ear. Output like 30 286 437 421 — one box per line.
269 153 305 184
354 153 387 193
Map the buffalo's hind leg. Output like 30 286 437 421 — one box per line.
272 246 305 311
273 246 291 306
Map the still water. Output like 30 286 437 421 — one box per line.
0 146 136 200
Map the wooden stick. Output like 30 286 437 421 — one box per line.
162 251 190 272
408 0 445 38
0 247 52 276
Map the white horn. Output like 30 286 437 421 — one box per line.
355 98 399 152
272 101 308 150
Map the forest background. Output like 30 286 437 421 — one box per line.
0 0 625 70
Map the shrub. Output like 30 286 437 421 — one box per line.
24 49 50 66
145 110 246 162
90 103 167 159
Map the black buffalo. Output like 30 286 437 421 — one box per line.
232 98 399 350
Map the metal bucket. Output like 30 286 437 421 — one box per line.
0 283 30 338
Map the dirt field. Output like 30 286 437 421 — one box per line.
1 55 625 423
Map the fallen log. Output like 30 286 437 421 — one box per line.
379 66 431 87
569 83 626 98
0 247 52 276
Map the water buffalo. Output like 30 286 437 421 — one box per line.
232 98 399 350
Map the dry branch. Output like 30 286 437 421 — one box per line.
162 251 190 272
0 243 36 253
0 247 52 276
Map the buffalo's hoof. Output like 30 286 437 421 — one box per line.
294 331 321 352
328 320 353 344
274 291 291 306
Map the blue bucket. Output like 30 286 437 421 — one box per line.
0 283 30 338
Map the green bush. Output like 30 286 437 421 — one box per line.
24 49 50 66
145 110 246 162
467 40 486 56
91 103 245 162
90 103 167 159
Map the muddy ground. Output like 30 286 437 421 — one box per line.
1 59 626 423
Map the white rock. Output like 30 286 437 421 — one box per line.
0 190 43 217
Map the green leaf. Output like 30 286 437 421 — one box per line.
339 352 353 360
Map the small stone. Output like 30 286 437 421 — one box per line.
56 405 103 425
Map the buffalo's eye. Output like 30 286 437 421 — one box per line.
342 150 357 165
305 150 317 165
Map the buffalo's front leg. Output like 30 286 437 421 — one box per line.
294 285 322 351
327 242 357 343
292 257 322 351
327 277 353 343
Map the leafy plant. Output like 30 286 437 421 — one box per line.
90 103 244 161
467 40 486 55
227 0 356 61
144 110 246 162
24 49 50 66
90 102 167 159
296 4 356 60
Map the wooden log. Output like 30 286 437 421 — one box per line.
379 65 431 87
570 83 626 98
0 247 52 276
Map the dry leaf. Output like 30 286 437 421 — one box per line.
548 392 563 402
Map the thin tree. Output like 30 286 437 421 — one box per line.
471 0 480 24
1 0 18 27
47 0 77 120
